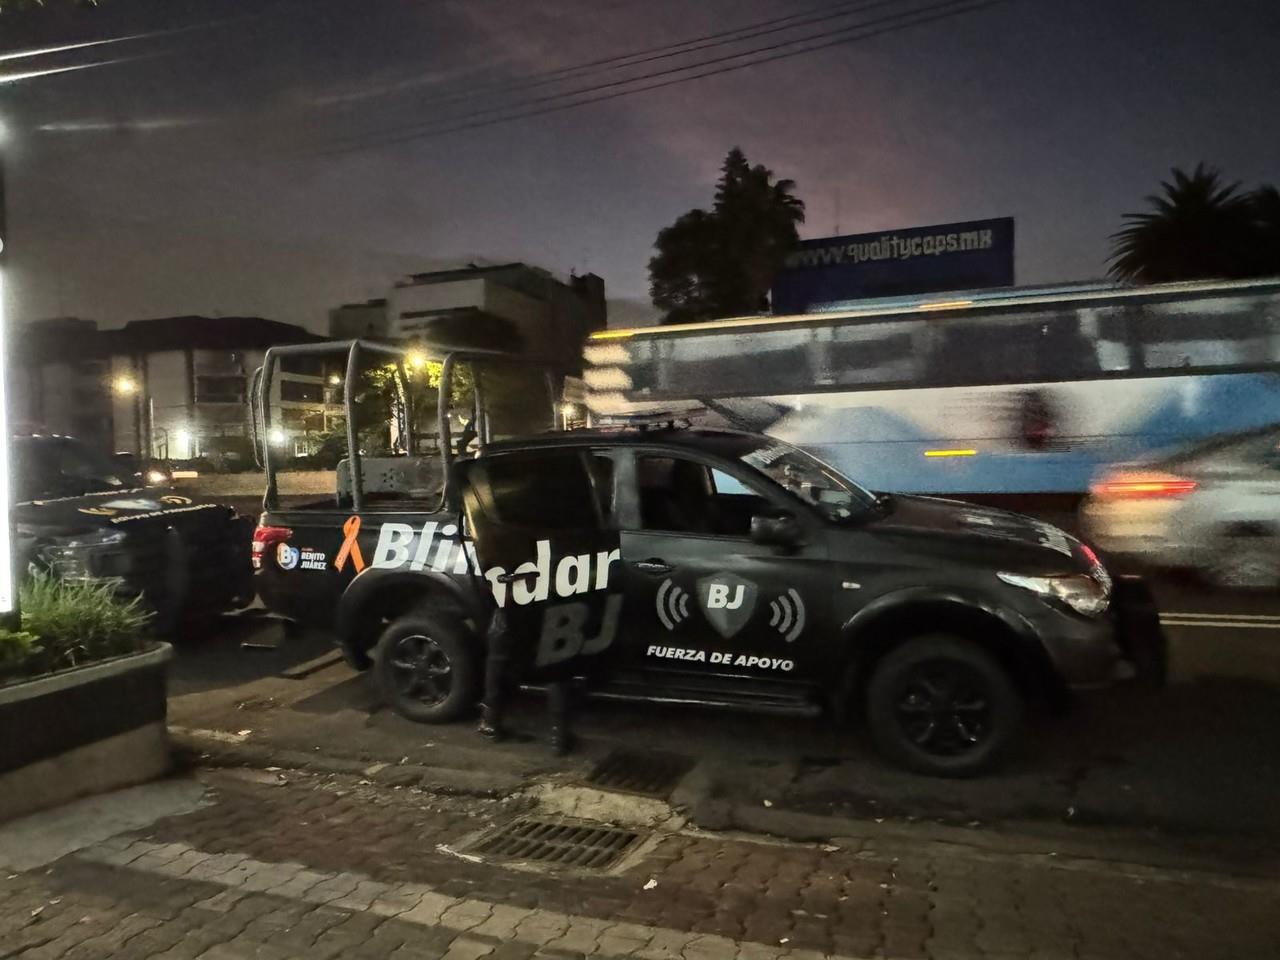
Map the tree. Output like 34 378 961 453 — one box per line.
1107 164 1263 283
649 147 805 323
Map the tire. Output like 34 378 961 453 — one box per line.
373 613 478 724
865 634 1023 778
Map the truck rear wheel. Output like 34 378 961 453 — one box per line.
373 613 477 723
865 634 1022 777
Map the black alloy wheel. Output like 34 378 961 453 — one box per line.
387 634 453 708
866 634 1023 777
373 613 477 723
894 660 992 757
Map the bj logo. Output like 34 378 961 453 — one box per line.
696 572 758 639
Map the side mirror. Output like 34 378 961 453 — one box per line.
750 512 801 548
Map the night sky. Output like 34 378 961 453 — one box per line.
0 0 1276 333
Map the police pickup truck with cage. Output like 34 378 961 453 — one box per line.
250 346 1163 777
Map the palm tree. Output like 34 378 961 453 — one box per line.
1108 164 1256 283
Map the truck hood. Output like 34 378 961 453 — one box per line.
13 487 231 534
868 494 1087 570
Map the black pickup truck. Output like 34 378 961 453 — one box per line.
12 434 254 629
254 426 1164 777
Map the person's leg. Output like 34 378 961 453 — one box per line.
477 609 510 741
547 679 574 756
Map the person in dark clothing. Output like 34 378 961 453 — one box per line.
476 606 576 756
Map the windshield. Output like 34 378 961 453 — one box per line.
740 440 876 522
13 437 130 502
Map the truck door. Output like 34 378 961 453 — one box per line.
613 450 832 696
456 448 622 679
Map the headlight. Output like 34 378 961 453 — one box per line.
997 571 1111 616
38 529 128 580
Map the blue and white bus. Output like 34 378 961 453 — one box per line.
583 278 1280 496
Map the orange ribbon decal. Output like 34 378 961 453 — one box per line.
334 515 366 573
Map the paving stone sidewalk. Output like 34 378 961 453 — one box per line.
5 770 1279 960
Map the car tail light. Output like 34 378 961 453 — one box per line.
251 525 292 569
1090 471 1198 500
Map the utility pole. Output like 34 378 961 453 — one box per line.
0 151 19 629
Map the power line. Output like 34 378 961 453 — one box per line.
325 0 922 150
355 0 910 115
319 0 1007 156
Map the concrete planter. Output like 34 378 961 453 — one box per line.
0 643 173 822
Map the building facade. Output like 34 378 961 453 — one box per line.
378 263 606 367
12 316 338 461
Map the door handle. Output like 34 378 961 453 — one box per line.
634 558 673 575
496 570 539 584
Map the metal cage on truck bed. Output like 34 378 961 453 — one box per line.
251 339 560 513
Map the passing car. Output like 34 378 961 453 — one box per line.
255 427 1162 776
13 434 254 630
1082 425 1280 589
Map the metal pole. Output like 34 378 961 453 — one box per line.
438 353 455 504
260 349 278 512
344 341 363 512
0 151 17 630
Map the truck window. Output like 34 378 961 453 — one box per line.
637 456 762 537
478 451 613 530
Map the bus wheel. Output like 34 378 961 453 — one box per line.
865 635 1022 778
373 614 476 723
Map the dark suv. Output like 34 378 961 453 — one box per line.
12 434 254 629
255 427 1163 776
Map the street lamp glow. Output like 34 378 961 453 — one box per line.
268 428 286 445
113 374 139 395
175 427 191 446
328 374 342 386
405 350 427 370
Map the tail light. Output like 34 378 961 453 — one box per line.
251 525 292 569
1090 471 1198 500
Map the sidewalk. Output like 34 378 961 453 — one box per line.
1 768 1277 960
167 616 1280 870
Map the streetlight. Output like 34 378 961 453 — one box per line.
112 372 152 458
405 350 427 370
268 428 286 446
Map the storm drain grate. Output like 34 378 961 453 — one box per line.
468 818 642 869
585 748 695 799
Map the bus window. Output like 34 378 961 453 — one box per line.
1136 295 1274 371
821 320 920 388
925 309 1101 386
661 327 815 396
1080 306 1134 373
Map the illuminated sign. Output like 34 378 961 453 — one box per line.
772 217 1015 314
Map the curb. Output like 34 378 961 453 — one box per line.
667 764 1280 881
706 797 1280 881
169 728 524 799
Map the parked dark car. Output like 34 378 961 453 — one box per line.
254 427 1164 776
13 434 254 630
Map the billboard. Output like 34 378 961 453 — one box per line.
771 217 1014 314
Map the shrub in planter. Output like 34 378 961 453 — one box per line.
0 576 168 821
1 574 153 683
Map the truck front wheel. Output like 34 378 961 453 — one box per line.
865 634 1023 777
373 613 477 723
